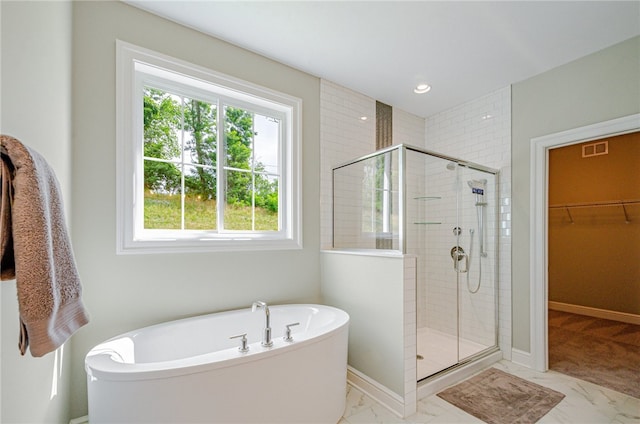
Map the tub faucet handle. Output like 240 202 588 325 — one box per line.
283 322 300 342
230 333 249 353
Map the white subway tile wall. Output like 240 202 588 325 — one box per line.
393 108 426 147
424 87 511 170
320 81 426 249
320 80 376 249
424 86 512 360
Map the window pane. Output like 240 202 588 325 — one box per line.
224 169 253 231
254 114 279 175
224 106 253 172
143 158 181 195
143 87 182 160
143 165 182 230
255 175 279 231
184 164 217 230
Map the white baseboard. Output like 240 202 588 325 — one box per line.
347 367 405 418
511 348 533 369
549 301 640 325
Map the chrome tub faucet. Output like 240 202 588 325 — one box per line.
252 301 273 347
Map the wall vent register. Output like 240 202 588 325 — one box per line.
582 140 608 158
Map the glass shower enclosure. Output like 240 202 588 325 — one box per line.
333 144 499 381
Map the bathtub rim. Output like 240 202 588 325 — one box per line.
85 304 349 382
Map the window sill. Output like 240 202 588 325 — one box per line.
117 236 303 255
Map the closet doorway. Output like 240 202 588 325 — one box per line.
546 130 639 398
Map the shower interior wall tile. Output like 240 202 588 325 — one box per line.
424 86 512 357
320 79 376 249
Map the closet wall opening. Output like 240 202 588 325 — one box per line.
547 130 640 398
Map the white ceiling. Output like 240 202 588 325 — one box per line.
125 1 640 118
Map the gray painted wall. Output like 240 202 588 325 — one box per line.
1 1 73 422
511 36 640 352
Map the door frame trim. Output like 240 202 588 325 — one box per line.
529 113 640 371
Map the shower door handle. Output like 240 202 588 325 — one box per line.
457 253 469 273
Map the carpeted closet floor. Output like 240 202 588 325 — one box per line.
548 309 640 399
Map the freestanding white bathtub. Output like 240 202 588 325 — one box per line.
85 304 349 423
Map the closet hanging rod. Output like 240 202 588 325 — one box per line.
549 199 640 209
549 199 639 224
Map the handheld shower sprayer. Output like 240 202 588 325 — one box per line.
467 179 487 205
466 178 488 294
467 179 487 258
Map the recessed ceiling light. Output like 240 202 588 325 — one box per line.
360 116 368 121
414 83 431 94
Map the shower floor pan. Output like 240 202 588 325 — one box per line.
417 327 491 380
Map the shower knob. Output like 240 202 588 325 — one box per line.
453 227 462 236
451 245 465 260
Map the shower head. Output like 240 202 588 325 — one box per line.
446 162 456 171
467 179 487 195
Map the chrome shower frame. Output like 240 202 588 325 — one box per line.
332 144 501 383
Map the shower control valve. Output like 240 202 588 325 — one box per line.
451 246 469 273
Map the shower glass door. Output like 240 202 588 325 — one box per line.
409 151 461 379
456 165 498 363
410 149 498 381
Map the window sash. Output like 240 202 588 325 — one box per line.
138 83 284 235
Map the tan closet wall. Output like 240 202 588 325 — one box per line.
548 131 640 315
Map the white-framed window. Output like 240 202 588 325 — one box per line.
116 41 302 254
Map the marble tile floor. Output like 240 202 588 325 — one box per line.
340 360 640 423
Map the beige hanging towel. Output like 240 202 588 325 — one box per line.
0 135 89 357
